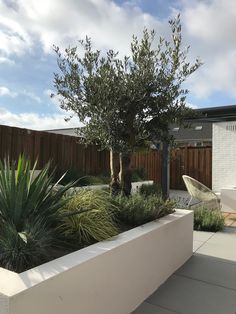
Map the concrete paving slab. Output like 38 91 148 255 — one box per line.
207 229 236 245
132 302 178 314
147 274 236 314
193 240 203 252
193 230 214 242
176 254 236 290
196 241 236 261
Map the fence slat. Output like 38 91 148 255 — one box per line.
0 125 212 189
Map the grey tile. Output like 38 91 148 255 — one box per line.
176 254 236 290
193 231 214 242
223 227 236 234
147 275 236 314
197 241 236 261
133 302 178 314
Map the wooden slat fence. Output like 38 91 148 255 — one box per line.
0 125 212 189
170 146 212 189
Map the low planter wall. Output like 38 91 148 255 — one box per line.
0 209 193 314
69 180 154 194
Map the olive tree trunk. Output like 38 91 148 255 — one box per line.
119 152 132 196
161 140 170 200
110 149 121 195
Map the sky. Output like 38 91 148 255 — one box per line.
0 0 236 130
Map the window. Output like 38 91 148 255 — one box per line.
226 125 236 131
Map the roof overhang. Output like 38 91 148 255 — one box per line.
189 105 236 122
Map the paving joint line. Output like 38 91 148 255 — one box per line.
174 273 236 293
193 252 236 266
194 232 216 252
145 300 183 314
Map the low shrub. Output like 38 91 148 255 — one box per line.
62 190 118 244
194 207 224 232
139 183 162 197
114 194 175 227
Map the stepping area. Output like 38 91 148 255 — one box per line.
223 212 236 227
133 228 236 314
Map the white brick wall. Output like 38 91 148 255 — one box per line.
213 121 236 191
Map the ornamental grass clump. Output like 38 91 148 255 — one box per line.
0 155 75 272
114 194 175 227
194 207 224 232
62 189 119 245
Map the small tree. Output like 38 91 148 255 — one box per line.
52 15 201 196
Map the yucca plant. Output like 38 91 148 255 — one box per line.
62 189 119 244
0 155 76 272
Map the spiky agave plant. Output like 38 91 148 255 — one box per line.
0 155 76 272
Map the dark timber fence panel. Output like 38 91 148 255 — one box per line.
169 146 212 189
0 125 212 189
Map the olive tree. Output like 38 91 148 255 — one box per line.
52 15 201 196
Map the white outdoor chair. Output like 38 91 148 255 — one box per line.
182 175 221 210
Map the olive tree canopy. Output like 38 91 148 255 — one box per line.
53 15 202 195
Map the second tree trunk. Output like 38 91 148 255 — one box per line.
119 152 132 196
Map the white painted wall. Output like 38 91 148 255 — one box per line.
213 121 236 191
0 209 193 314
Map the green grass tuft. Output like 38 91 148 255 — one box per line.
62 189 119 244
194 207 224 232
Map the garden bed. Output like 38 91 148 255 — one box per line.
0 209 193 314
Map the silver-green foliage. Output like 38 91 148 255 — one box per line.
62 189 118 244
53 15 201 153
53 15 202 196
0 155 75 272
194 207 224 232
114 194 175 227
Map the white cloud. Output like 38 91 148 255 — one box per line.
44 88 82 117
0 3 33 57
0 86 17 97
0 106 82 130
181 0 236 99
0 85 42 103
0 56 15 64
22 90 41 103
1 0 236 102
186 102 198 109
0 0 166 58
44 89 60 107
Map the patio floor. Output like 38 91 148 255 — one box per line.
132 227 236 314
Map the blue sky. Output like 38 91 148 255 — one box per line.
0 0 236 129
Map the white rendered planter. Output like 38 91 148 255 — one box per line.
69 180 154 194
0 209 193 314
